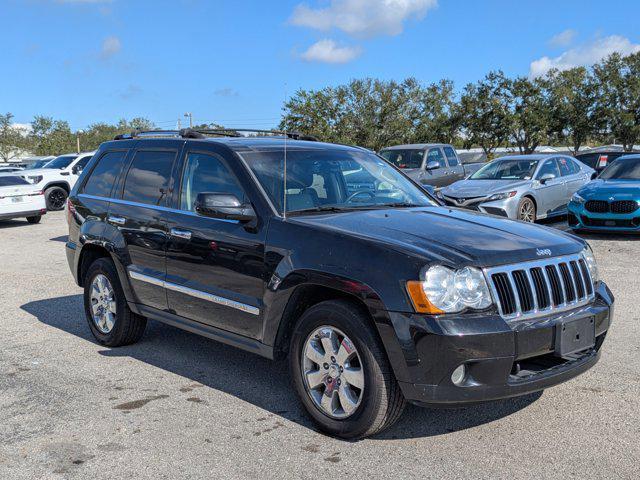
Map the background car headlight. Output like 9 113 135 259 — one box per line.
27 175 43 184
487 191 517 201
582 246 599 282
571 193 586 204
406 265 493 314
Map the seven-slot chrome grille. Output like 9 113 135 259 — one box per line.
483 253 595 321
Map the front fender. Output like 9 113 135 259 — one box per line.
262 268 413 383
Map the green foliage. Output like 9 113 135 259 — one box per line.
0 112 26 162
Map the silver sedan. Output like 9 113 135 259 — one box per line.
438 154 595 222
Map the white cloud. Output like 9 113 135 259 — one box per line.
548 29 576 48
300 39 362 64
290 0 437 38
101 36 121 59
530 35 640 77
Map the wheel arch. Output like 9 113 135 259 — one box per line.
44 181 71 193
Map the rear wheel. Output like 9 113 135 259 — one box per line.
45 186 67 211
83 258 147 347
289 300 406 439
26 215 41 224
517 197 536 223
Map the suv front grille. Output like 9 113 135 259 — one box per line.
485 254 595 321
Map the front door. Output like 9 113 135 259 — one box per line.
107 145 179 311
419 147 448 187
534 158 565 217
164 148 267 339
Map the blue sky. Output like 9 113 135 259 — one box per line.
2 0 639 131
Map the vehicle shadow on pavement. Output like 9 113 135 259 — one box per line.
0 219 34 229
22 294 541 441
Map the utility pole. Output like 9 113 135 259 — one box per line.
177 118 181 130
76 130 84 153
184 112 193 128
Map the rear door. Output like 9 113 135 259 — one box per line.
443 146 465 182
420 147 449 187
557 156 584 208
163 145 267 339
106 144 180 311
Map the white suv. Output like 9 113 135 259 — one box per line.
21 151 95 210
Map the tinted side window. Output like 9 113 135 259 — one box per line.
537 159 560 179
122 150 176 206
75 155 93 169
557 157 572 176
180 152 245 211
443 146 459 166
427 148 446 168
82 151 127 198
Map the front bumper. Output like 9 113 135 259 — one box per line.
441 195 519 219
568 201 640 232
387 281 613 407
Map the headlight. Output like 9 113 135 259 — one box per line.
27 175 43 184
406 265 493 314
487 191 517 201
571 193 586 204
582 246 599 282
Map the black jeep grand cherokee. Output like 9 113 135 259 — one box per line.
66 130 613 439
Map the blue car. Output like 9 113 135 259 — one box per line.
568 154 640 232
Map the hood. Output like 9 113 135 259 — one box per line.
291 207 582 267
579 179 640 198
442 179 531 198
19 168 61 176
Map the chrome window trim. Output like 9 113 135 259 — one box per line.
128 269 260 316
483 253 595 322
77 193 239 224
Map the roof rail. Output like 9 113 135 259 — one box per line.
113 128 318 142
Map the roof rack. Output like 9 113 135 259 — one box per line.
113 128 319 142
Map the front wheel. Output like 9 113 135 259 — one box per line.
517 197 536 223
289 300 406 439
83 258 147 347
44 186 67 211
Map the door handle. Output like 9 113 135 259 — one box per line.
170 228 192 240
108 216 126 226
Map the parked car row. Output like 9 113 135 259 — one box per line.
0 151 94 212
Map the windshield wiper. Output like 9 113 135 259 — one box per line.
288 205 354 215
377 202 423 208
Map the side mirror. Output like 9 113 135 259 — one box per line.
591 172 598 180
539 173 556 184
194 192 256 223
425 160 440 171
72 165 83 175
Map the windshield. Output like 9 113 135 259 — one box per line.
379 149 424 169
26 160 50 169
46 155 77 169
240 147 437 214
0 176 30 187
599 157 640 180
470 159 538 180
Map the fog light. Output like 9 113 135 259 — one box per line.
451 364 466 385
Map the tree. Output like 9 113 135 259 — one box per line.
459 71 511 157
593 52 640 151
0 112 25 162
544 67 598 154
28 116 76 155
506 76 551 154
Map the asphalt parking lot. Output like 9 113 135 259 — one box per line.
1 211 639 479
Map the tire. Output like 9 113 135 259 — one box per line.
289 299 406 439
83 258 147 347
44 186 67 211
517 197 536 223
26 215 41 224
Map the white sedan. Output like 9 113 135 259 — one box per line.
0 175 47 224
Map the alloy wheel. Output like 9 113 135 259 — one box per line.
49 190 66 209
90 274 117 334
519 200 535 223
301 326 365 419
